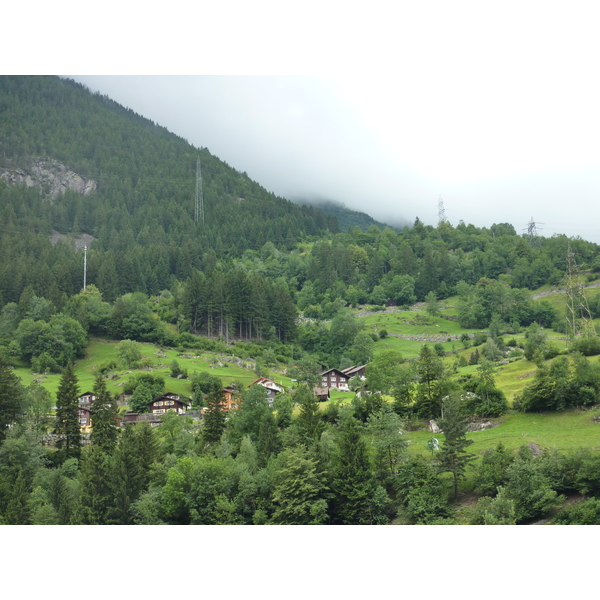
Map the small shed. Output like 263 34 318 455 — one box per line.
313 387 330 402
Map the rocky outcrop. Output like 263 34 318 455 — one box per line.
428 420 441 433
0 158 97 199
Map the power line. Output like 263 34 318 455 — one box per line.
195 156 204 225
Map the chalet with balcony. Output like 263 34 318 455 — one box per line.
320 368 350 391
148 392 190 415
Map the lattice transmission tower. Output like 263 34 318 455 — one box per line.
524 217 543 246
564 242 595 343
195 156 204 225
437 195 447 226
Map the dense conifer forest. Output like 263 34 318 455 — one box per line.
2 75 600 525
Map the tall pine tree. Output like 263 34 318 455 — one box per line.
90 373 119 453
202 381 226 445
0 357 24 443
53 363 81 461
331 417 376 524
109 424 145 524
71 445 112 525
438 397 475 498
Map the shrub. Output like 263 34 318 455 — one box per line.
170 360 182 378
434 343 445 357
395 456 452 524
468 488 516 525
31 352 62 374
472 332 487 346
464 387 508 418
553 498 600 524
571 336 600 357
117 339 143 368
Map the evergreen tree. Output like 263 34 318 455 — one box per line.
271 446 329 525
202 381 226 445
109 424 145 524
331 417 375 524
0 357 25 443
472 442 513 496
47 468 74 525
366 406 407 481
4 471 30 524
90 373 119 453
415 344 445 419
437 397 475 498
134 422 160 487
53 363 81 460
293 385 325 446
71 445 112 525
257 409 282 466
395 456 452 524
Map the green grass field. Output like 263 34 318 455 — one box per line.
14 339 294 403
360 310 485 337
404 408 600 460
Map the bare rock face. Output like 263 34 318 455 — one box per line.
428 420 441 433
0 158 97 198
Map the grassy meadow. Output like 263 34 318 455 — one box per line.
15 338 294 407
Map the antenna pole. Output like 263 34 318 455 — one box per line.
83 245 87 291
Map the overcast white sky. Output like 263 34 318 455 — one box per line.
11 1 600 243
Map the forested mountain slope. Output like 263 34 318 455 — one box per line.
1 75 600 360
0 76 337 305
296 198 396 232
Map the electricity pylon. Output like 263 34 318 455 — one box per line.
437 195 446 226
524 217 543 246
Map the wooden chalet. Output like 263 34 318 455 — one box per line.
221 386 240 411
320 368 350 391
313 387 330 402
202 386 240 412
148 392 190 415
249 377 284 406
